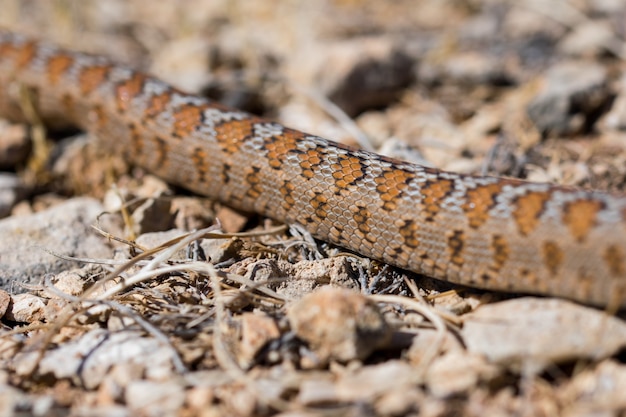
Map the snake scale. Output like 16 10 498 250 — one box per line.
1 30 625 307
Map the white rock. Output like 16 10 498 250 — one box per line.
0 198 113 292
462 298 626 373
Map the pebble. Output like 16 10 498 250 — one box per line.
527 61 609 136
14 329 178 389
561 360 626 413
4 293 46 323
291 36 415 116
0 173 26 218
287 287 392 364
462 298 626 374
0 121 29 169
125 380 185 417
602 73 626 131
0 290 10 319
558 20 619 58
237 312 280 368
0 198 115 292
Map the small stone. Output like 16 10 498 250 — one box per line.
51 134 128 198
5 293 46 323
0 121 29 169
297 376 340 406
426 352 499 398
290 257 360 291
375 387 424 416
527 61 609 136
170 197 214 231
602 73 626 131
287 287 392 364
214 205 249 234
134 229 189 260
291 36 415 116
558 20 618 57
131 197 174 235
336 360 415 400
462 298 626 373
407 328 463 366
44 270 88 298
561 360 626 412
13 329 178 389
0 289 10 319
441 51 511 85
151 36 213 93
237 312 280 368
0 173 26 218
125 380 185 417
0 197 115 292
200 235 243 264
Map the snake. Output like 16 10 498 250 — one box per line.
0 30 625 307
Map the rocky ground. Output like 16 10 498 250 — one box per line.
1 1 626 416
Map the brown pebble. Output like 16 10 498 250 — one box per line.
287 286 392 364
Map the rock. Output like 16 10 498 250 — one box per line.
103 175 174 235
561 360 626 413
213 205 249 234
440 51 512 85
170 196 214 231
461 298 626 373
0 290 10 319
134 229 189 260
0 198 114 292
125 380 186 417
131 197 174 235
237 312 280 368
425 352 499 398
527 61 610 136
291 36 415 116
0 121 29 169
287 287 392 364
0 173 26 218
377 136 430 166
200 235 243 264
51 134 128 198
0 385 37 417
150 36 213 93
558 20 619 58
602 73 626 131
5 293 46 323
335 360 416 400
43 269 90 298
232 257 361 301
13 329 178 389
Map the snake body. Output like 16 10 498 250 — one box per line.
1 30 625 306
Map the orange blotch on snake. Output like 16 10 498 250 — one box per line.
0 41 36 68
79 65 111 95
172 103 208 139
214 118 256 154
331 155 365 190
420 179 453 221
46 54 74 86
462 183 505 229
542 240 564 276
562 199 603 242
115 72 147 112
512 191 551 236
604 245 625 276
375 168 412 211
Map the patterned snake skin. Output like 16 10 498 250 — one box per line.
1 30 625 306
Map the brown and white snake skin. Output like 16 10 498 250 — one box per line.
1 30 625 307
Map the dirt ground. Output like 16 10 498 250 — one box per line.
1 1 626 416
